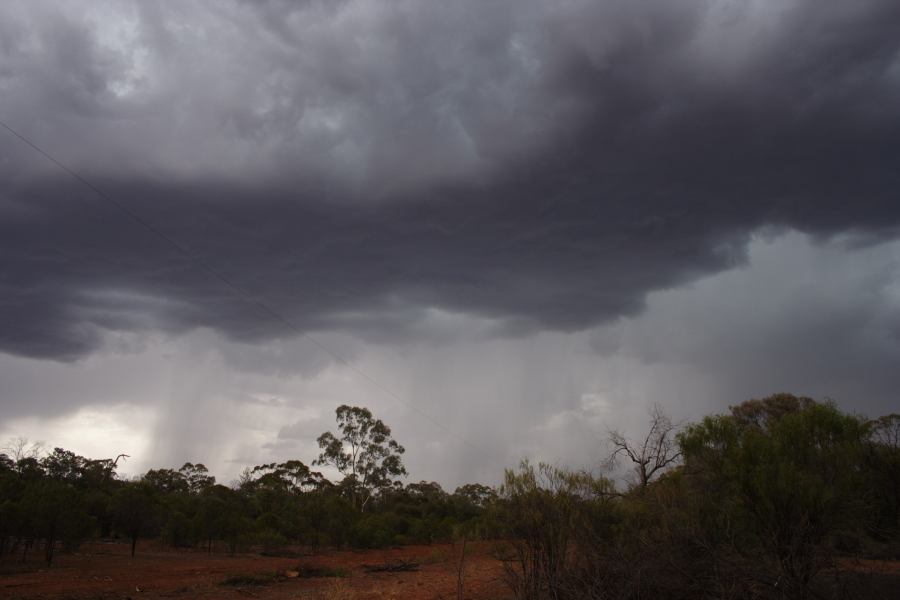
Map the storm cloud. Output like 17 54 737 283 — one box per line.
0 1 899 483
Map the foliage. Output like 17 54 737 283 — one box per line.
112 481 158 558
490 395 900 600
314 405 407 510
494 461 615 600
671 395 877 599
0 426 489 567
866 413 900 543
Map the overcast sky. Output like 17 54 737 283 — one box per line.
1 0 898 488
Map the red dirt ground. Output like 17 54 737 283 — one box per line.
5 543 899 600
0 541 511 600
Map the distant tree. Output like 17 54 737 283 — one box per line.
80 458 119 489
4 437 44 479
452 483 498 527
112 482 157 558
870 413 900 449
41 448 86 485
143 468 189 494
453 483 498 509
221 508 252 556
245 460 327 494
4 437 43 465
607 404 682 490
196 485 232 554
314 405 407 510
406 480 447 501
0 452 13 474
178 463 215 494
26 479 93 566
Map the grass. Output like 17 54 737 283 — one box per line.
323 579 356 600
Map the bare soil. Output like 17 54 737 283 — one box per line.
0 541 511 600
4 543 898 600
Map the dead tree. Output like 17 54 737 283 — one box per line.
607 404 681 489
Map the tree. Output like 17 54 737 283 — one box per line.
678 395 870 600
42 448 86 485
4 437 44 478
112 482 157 558
27 479 93 567
870 413 900 449
143 468 189 494
453 483 498 509
607 404 681 490
4 436 43 464
866 413 900 539
196 486 231 554
497 461 614 600
244 460 327 494
314 405 407 510
178 462 215 494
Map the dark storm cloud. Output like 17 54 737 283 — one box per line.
1 0 899 361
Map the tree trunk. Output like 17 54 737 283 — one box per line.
131 533 137 558
455 535 467 600
45 519 57 567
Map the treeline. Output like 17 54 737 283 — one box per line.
0 452 494 565
493 395 900 600
0 405 495 565
0 395 898 599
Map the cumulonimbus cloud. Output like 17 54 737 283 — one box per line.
0 0 899 360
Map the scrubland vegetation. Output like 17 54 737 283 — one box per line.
1 394 898 599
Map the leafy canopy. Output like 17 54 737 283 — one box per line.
314 405 406 509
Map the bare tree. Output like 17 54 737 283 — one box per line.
607 404 681 489
4 436 44 476
4 436 44 462
870 413 900 448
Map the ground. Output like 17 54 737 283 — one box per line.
4 543 899 600
0 541 511 600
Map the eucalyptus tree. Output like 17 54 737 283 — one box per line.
314 405 406 510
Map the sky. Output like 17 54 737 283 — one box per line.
0 0 899 489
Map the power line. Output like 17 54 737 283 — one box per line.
0 119 488 457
